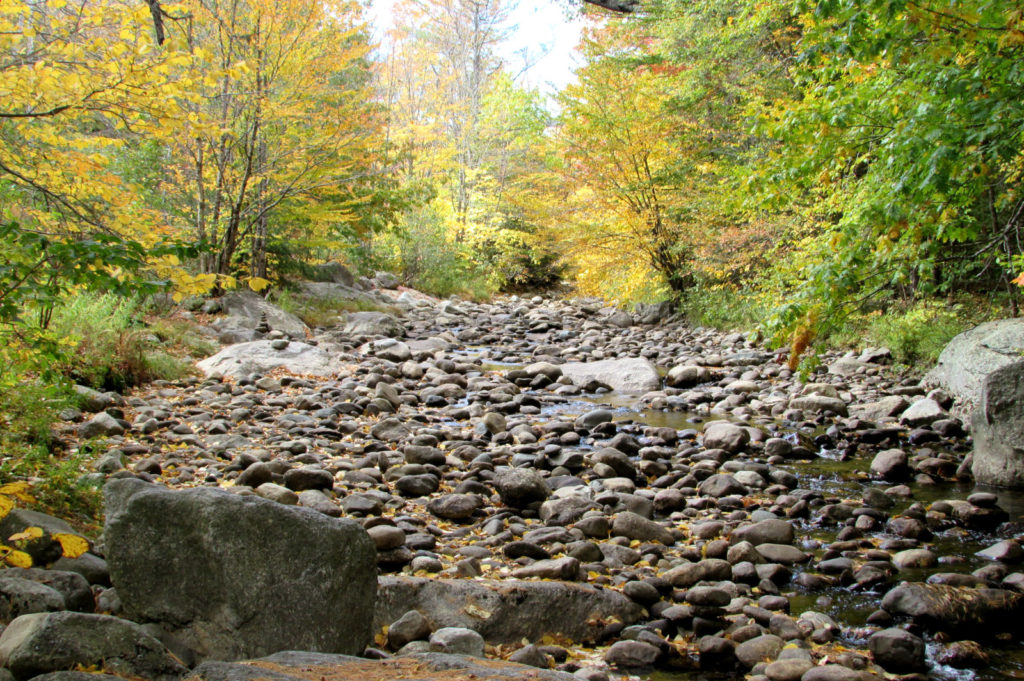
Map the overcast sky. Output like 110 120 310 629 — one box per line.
367 0 585 94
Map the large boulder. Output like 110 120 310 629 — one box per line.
196 340 339 379
925 318 1024 412
972 360 1024 487
374 577 642 644
103 480 376 662
881 582 1024 636
213 290 309 341
560 358 661 393
308 262 356 287
339 311 405 338
190 651 578 681
0 612 186 681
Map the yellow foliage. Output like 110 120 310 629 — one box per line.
7 527 44 543
53 533 90 559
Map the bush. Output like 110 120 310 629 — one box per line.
357 206 494 299
679 285 767 334
864 301 969 367
50 293 195 390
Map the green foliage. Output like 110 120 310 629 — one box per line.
361 206 494 299
679 285 768 333
147 317 219 359
272 290 397 328
49 293 193 391
469 218 565 292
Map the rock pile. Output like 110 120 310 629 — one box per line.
4 288 1023 681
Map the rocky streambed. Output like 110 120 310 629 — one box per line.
4 289 1024 681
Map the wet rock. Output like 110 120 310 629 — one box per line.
701 422 749 453
870 449 909 481
881 582 1024 636
868 628 925 672
937 640 989 668
604 640 660 668
977 540 1024 563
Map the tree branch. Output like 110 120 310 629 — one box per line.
582 0 638 13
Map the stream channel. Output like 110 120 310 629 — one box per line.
478 356 1024 681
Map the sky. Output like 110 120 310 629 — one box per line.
367 0 586 95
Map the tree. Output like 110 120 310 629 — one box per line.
158 0 385 282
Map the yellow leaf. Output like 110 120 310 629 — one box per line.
4 550 32 568
248 277 272 293
7 527 44 542
0 496 14 519
53 533 90 559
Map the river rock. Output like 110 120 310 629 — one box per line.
604 640 660 668
429 627 484 657
197 341 338 379
214 290 309 341
925 318 1024 412
374 577 642 644
701 421 749 453
734 633 783 668
666 365 711 388
730 519 794 546
340 311 405 337
79 412 125 439
560 358 660 393
611 512 675 545
492 468 550 508
881 582 1024 635
868 628 925 672
103 480 376 661
0 578 65 623
900 397 947 426
972 360 1024 487
0 612 187 681
189 651 578 681
870 449 910 481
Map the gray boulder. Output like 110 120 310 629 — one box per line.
925 318 1024 412
869 628 926 672
214 290 309 340
492 468 550 508
0 612 186 681
560 358 660 393
701 421 749 453
972 360 1024 487
308 262 356 286
429 627 485 657
189 651 577 681
197 341 338 380
103 481 376 661
881 582 1024 636
340 311 405 338
374 577 642 644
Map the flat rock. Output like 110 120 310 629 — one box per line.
560 358 660 393
374 577 642 645
197 341 338 379
188 651 577 681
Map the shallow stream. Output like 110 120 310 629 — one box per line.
540 389 1024 681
